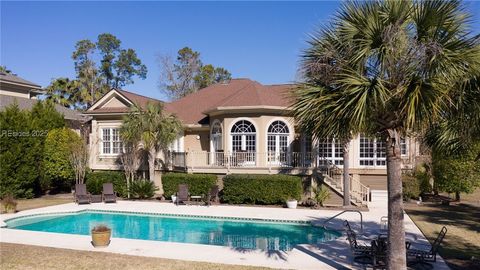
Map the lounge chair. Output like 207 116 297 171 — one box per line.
206 185 220 205
407 226 447 266
74 184 91 204
102 183 117 203
176 184 189 205
344 220 373 263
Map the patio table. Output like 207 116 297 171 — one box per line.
190 195 203 205
91 195 102 203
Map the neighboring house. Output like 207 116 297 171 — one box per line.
85 78 425 205
0 72 90 132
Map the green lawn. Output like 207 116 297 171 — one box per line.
405 189 480 270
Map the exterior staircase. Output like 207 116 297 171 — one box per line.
316 159 370 207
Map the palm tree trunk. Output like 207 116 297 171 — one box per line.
148 148 156 182
386 131 407 269
343 140 350 207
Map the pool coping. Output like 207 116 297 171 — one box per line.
0 200 451 270
2 208 314 226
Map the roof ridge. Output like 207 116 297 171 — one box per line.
117 89 163 103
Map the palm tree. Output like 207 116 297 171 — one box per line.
121 102 182 195
292 1 480 268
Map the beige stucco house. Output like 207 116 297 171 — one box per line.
84 79 424 205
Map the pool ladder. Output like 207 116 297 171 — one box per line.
322 210 364 233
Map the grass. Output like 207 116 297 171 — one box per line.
0 243 268 270
1 195 72 214
405 189 480 270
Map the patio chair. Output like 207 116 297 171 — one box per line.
206 185 220 206
407 226 447 266
102 183 117 203
176 184 189 205
74 183 91 204
344 220 373 263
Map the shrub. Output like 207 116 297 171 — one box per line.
1 194 17 213
92 224 110 232
129 179 158 199
163 173 217 199
312 184 331 207
0 102 64 198
85 171 127 198
42 128 83 192
402 173 421 200
222 174 302 205
415 164 432 194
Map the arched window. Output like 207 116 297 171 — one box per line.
231 120 256 152
267 121 289 164
211 121 222 152
231 120 256 165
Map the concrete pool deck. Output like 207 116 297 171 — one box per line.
0 200 450 270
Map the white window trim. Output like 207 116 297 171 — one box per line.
228 118 258 152
358 135 386 168
266 119 291 165
210 120 223 152
317 138 344 167
99 127 122 157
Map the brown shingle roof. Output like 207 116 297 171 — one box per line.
0 94 90 122
164 79 295 125
0 72 41 88
117 89 162 108
87 89 163 114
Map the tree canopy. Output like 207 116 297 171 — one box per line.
0 101 65 198
45 33 147 110
158 47 232 100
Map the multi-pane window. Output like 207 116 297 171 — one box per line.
231 120 256 164
101 128 122 155
400 137 408 156
267 121 289 164
359 135 386 166
231 120 256 151
318 138 343 166
211 122 223 152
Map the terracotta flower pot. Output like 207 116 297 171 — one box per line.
91 228 111 247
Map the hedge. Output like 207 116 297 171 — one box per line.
85 171 128 198
163 173 217 199
222 174 302 205
402 173 421 200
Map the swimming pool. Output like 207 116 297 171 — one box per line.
5 210 341 251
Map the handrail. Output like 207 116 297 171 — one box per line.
322 210 363 233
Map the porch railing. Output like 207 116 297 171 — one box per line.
170 150 370 205
173 151 317 169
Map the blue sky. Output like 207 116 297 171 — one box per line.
1 1 479 101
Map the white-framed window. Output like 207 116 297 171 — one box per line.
101 128 122 155
169 134 184 152
400 137 408 156
231 120 256 152
267 121 289 164
231 120 256 164
359 135 386 166
318 138 343 166
211 121 223 152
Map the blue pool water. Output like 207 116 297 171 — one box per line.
5 211 341 251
